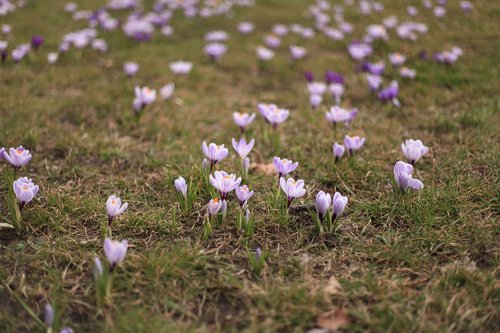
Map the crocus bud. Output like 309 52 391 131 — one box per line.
333 143 345 161
104 238 128 271
207 198 222 217
255 247 262 261
245 209 251 224
202 159 208 171
93 257 103 280
315 191 332 220
332 192 348 219
174 176 188 198
44 303 54 327
243 157 250 175
310 94 322 109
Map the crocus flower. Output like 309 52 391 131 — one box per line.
47 52 59 64
401 139 429 165
366 24 388 40
133 86 156 113
400 67 416 79
366 74 383 91
389 53 406 66
344 135 365 155
310 94 323 110
272 24 289 36
258 103 289 129
393 161 424 190
333 143 345 162
325 71 344 85
383 16 399 29
233 112 256 132
256 46 275 61
433 6 446 18
315 191 332 220
0 147 4 159
106 195 128 224
210 171 242 200
124 62 139 76
280 177 306 207
290 45 307 60
204 43 227 62
264 35 281 49
207 198 222 217
255 247 262 261
235 185 254 208
202 141 229 171
160 83 175 100
332 192 348 219
460 1 473 15
13 177 39 209
60 328 74 333
44 303 54 327
169 61 193 75
103 238 128 271
304 71 314 83
348 41 372 61
407 6 418 17
273 157 299 179
365 61 385 75
232 138 255 159
307 82 327 96
204 30 229 42
325 106 351 126
31 35 44 50
93 257 103 280
378 81 400 107
174 176 187 198
237 22 254 34
329 83 344 105
3 146 32 168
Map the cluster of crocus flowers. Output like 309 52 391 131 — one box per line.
105 194 128 235
393 161 424 191
202 141 229 172
307 81 327 110
434 46 463 65
258 103 289 130
233 112 256 132
314 191 348 233
347 41 372 61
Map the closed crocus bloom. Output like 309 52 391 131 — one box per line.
44 303 54 327
202 141 229 169
31 35 44 50
210 171 242 200
233 112 256 132
59 328 74 333
106 195 128 221
103 238 128 271
344 135 366 155
0 147 4 160
93 257 104 280
393 161 424 190
401 139 429 165
332 192 348 219
160 83 175 100
124 61 139 76
207 198 222 217
232 138 255 159
329 83 344 105
273 157 299 179
310 94 322 109
333 143 345 161
264 35 281 49
280 177 306 207
315 191 332 220
3 146 32 168
258 103 289 129
235 185 254 207
366 73 383 91
237 22 254 34
378 81 400 106
13 177 39 208
174 176 188 198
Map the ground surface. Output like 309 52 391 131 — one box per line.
0 0 499 332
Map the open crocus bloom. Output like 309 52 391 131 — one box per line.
13 177 39 206
106 195 128 220
3 146 32 168
233 112 256 131
256 46 275 61
258 103 289 129
389 52 406 66
169 61 193 74
273 157 299 178
325 106 351 125
347 41 372 61
210 171 242 200
237 22 254 34
280 177 306 206
232 138 255 159
235 185 254 207
393 161 424 190
104 238 128 270
207 198 222 217
290 45 307 60
204 43 227 61
344 135 366 155
202 141 229 167
401 139 429 165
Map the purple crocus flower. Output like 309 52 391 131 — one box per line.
273 157 298 179
290 45 307 60
460 1 473 16
280 177 306 208
307 82 327 96
3 146 32 168
13 177 39 210
202 141 229 171
232 138 255 159
204 43 227 62
332 192 348 219
389 53 406 66
255 247 262 261
378 81 400 107
44 303 54 327
333 143 345 162
209 171 242 200
207 198 223 217
366 74 382 91
304 71 314 83
344 135 365 155
325 71 344 84
93 257 103 280
393 161 424 190
174 176 188 198
401 139 429 165
235 185 254 208
347 41 372 61
104 238 128 271
325 106 351 126
1 50 7 62
310 94 323 110
366 61 385 75
233 112 256 132
31 35 44 50
256 46 275 61
315 191 332 220
59 328 74 333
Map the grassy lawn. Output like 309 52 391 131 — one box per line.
0 0 499 332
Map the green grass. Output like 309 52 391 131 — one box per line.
0 0 499 332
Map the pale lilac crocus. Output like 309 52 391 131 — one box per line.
273 157 298 179
202 141 229 171
325 106 351 126
315 191 332 220
232 138 255 159
400 67 416 79
204 43 227 62
204 30 229 42
210 171 242 200
366 61 385 75
106 195 128 225
310 94 323 110
344 135 365 155
366 74 383 91
103 238 128 271
329 83 344 105
280 177 306 208
13 177 39 209
235 185 254 208
290 45 307 60
124 62 139 76
307 82 327 96
3 146 32 169
401 139 429 165
393 161 424 190
433 6 446 18
93 257 103 280
44 303 54 327
133 86 156 113
174 176 187 198
233 112 256 132
160 83 175 100
389 53 406 66
264 35 281 49
333 143 345 162
237 22 254 34
383 16 398 29
169 61 193 75
460 1 473 16
348 41 372 61
47 52 59 64
272 24 289 36
256 46 275 61
332 192 348 219
366 24 388 41
59 328 74 333
407 6 418 17
258 103 289 130
207 198 223 217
